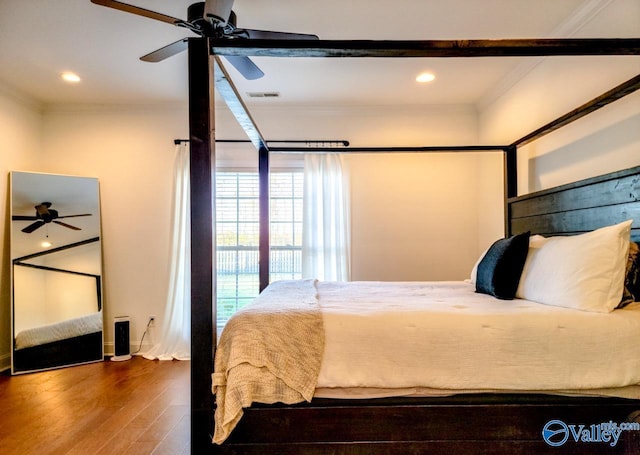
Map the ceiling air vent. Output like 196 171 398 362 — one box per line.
247 92 280 98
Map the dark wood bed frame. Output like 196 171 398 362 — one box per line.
187 36 640 453
12 331 103 373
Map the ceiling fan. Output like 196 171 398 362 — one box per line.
91 0 319 80
12 202 92 234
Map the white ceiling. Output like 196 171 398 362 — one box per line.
0 0 638 108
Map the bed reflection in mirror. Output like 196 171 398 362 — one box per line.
10 171 103 374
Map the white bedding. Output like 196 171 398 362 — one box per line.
315 281 640 395
15 311 103 350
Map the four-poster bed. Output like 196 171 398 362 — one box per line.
188 36 640 454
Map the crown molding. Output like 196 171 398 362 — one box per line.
42 102 188 114
0 79 44 112
476 0 615 113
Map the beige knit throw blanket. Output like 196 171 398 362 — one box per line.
212 279 324 444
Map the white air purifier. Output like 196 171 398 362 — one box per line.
111 316 132 361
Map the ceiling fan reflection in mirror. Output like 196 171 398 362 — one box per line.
91 0 319 80
12 202 92 234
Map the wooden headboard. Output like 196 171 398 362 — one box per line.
508 165 640 242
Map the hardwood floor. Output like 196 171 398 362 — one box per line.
0 356 190 455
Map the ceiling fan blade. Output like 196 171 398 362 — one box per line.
57 213 93 219
224 56 264 80
12 215 39 221
90 0 182 25
141 39 189 62
53 221 82 231
241 29 319 41
22 221 45 234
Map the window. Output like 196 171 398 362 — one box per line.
216 171 303 330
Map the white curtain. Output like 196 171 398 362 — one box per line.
302 153 351 281
144 142 191 360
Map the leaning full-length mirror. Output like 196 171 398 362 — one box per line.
10 171 103 374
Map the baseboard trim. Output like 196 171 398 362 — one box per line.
0 352 11 372
103 342 153 357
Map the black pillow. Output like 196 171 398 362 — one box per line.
476 232 531 300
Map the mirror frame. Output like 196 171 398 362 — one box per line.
10 171 104 374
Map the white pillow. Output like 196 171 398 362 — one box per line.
529 234 548 249
469 249 487 285
516 220 633 313
469 234 546 284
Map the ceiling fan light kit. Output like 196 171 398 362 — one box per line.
204 0 234 25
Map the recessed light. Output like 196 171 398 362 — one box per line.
416 72 436 83
41 241 52 248
61 72 81 83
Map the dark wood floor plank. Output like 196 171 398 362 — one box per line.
0 356 190 455
152 414 191 455
95 427 151 455
137 404 190 443
65 386 172 454
13 375 130 452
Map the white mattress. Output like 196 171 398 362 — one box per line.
315 281 640 396
15 311 103 350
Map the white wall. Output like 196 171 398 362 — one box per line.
474 152 506 254
1 98 191 357
348 152 485 281
0 84 43 370
32 102 490 353
519 91 639 193
237 104 476 147
480 64 640 196
220 104 493 281
0 96 521 360
40 104 188 353
479 0 640 195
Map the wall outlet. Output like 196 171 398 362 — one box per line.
148 316 156 328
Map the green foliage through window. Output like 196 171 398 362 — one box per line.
216 171 303 331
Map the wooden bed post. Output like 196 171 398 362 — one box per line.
505 146 517 199
188 37 215 453
504 145 517 236
258 145 270 291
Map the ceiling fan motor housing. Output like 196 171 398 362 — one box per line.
42 209 58 223
35 202 55 222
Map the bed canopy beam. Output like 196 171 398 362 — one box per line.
211 38 640 58
213 57 269 152
269 145 509 153
511 73 640 148
192 32 640 451
175 139 351 146
214 56 271 291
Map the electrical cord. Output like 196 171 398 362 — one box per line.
132 318 154 354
